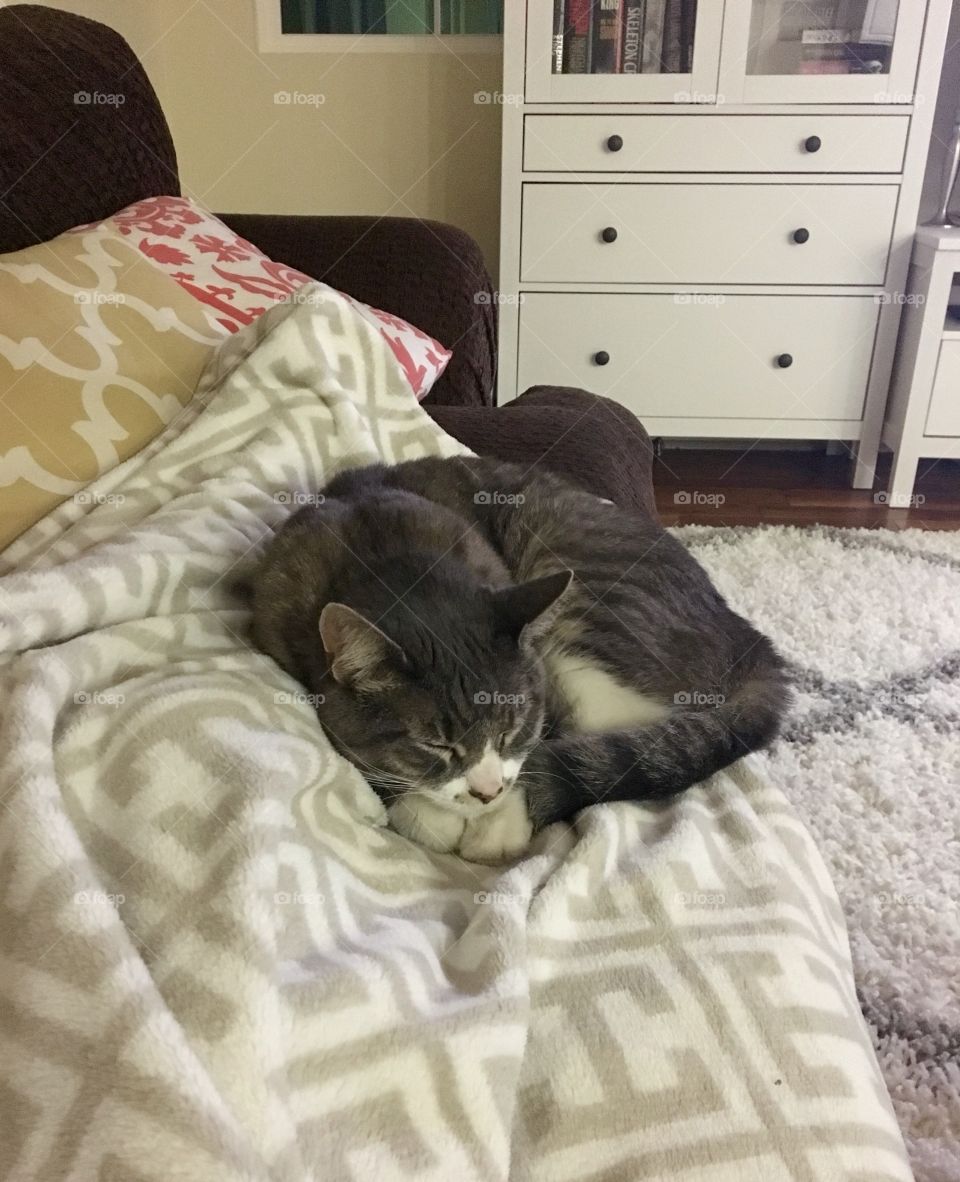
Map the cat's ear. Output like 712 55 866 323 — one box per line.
319 603 404 690
492 570 573 638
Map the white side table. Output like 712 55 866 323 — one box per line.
883 226 960 506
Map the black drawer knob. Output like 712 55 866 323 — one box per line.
594 350 610 366
776 353 794 369
606 134 623 152
793 227 810 244
601 226 618 243
804 135 822 153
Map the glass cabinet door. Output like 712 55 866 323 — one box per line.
719 0 925 103
525 0 723 103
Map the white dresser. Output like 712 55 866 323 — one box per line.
497 0 951 487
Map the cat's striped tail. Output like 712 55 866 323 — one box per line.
521 669 790 829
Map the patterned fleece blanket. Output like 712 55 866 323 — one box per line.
0 287 913 1181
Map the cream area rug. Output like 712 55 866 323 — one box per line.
679 524 960 1182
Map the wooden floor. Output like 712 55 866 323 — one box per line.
653 448 960 530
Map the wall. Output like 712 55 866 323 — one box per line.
28 0 504 271
920 0 960 221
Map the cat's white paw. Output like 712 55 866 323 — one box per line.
459 791 533 864
388 795 466 853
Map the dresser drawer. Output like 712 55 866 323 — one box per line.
521 183 898 286
925 341 960 436
523 115 910 175
516 294 878 421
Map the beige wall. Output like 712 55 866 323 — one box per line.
31 0 504 271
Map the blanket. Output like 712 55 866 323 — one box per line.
0 287 912 1181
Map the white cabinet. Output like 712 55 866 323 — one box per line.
882 227 960 503
497 0 952 488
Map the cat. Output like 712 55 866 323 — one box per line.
251 456 790 862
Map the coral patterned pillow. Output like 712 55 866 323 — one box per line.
74 197 451 400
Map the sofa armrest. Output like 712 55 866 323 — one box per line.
217 213 496 408
427 386 659 520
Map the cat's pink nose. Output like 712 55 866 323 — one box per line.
466 752 503 802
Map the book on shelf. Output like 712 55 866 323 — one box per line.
552 0 565 72
562 0 592 73
642 0 667 74
621 0 644 73
555 0 697 77
592 0 623 74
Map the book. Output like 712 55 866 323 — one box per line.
679 0 695 73
552 0 565 72
563 0 592 73
621 0 645 74
662 0 684 73
592 0 623 74
641 0 666 74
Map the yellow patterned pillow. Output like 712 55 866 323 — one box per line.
0 227 223 552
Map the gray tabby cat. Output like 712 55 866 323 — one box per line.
251 457 789 862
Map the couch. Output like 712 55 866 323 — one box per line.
0 2 657 517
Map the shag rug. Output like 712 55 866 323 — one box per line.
678 524 960 1182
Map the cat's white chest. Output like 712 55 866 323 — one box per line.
547 651 669 732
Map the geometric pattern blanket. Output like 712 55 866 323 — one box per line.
0 287 912 1180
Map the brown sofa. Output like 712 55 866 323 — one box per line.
0 4 656 516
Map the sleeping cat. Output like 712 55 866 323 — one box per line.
251 457 789 862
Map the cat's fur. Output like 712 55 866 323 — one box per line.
251 457 789 861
